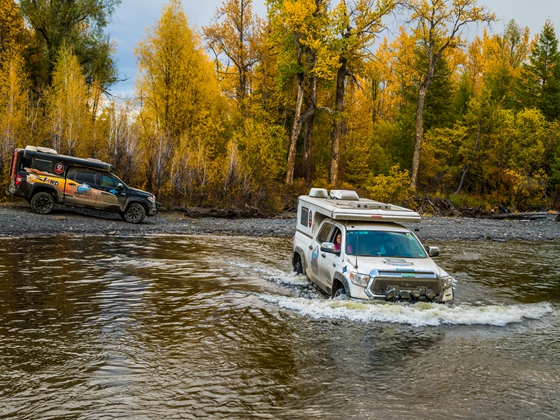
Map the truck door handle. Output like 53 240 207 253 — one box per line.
309 245 313 250
321 253 326 258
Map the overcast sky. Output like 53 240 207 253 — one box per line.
107 0 560 97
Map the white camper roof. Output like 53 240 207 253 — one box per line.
300 188 421 223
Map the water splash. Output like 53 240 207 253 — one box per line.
258 294 553 327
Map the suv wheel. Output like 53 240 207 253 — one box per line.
122 202 146 224
31 192 55 214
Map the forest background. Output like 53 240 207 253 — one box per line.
2 0 560 214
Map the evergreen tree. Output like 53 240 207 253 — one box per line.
518 19 560 121
19 0 121 90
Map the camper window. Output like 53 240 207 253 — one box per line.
300 206 309 227
34 159 52 173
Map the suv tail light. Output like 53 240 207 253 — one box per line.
15 174 22 186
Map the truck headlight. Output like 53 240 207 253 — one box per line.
441 275 453 289
147 196 155 203
350 272 370 287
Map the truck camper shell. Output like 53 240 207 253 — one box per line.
14 145 115 175
298 189 420 237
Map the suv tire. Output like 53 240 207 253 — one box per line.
122 202 146 224
31 192 55 214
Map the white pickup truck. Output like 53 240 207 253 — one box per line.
292 188 454 303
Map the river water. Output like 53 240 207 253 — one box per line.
0 235 559 419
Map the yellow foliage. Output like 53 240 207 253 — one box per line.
365 165 412 204
47 47 92 156
135 0 224 199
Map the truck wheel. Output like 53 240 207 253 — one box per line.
122 202 146 224
333 283 349 300
31 192 55 215
294 260 303 275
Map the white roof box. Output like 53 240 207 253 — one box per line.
25 145 58 155
330 189 359 200
299 188 421 223
309 188 328 198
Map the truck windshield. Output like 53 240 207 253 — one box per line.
345 231 427 258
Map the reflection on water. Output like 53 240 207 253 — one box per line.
0 236 559 419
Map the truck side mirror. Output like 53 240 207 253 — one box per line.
427 246 440 257
117 183 124 189
321 242 340 255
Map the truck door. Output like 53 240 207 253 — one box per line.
64 168 98 207
95 173 125 211
317 226 343 293
308 222 335 292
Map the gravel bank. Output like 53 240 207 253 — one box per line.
0 202 559 241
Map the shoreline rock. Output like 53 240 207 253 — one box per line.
0 202 559 242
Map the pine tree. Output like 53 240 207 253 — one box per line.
518 19 560 121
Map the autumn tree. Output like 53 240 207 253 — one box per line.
203 0 263 110
268 0 336 186
47 47 92 156
19 0 121 89
405 0 495 190
327 0 395 186
0 0 28 57
0 0 29 186
483 21 531 108
0 55 28 196
97 100 145 187
135 0 222 200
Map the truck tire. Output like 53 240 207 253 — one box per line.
30 192 55 215
294 260 303 275
333 283 349 300
122 202 146 224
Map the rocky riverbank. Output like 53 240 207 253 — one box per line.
0 202 559 241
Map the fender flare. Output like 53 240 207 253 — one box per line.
28 184 61 203
331 273 351 297
292 247 307 274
